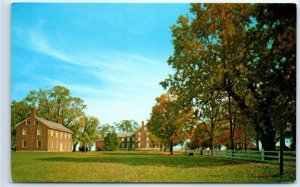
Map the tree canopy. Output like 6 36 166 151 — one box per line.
161 4 296 151
116 120 140 133
147 93 196 155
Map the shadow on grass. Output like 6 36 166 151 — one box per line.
37 153 244 168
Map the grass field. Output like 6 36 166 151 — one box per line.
11 151 296 183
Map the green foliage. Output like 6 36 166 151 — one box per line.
104 132 119 151
11 100 31 149
116 120 140 133
78 116 100 152
147 93 197 155
97 123 116 140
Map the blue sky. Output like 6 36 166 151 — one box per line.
11 3 190 125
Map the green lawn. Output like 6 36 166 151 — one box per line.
11 151 296 183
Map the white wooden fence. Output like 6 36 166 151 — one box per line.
199 149 296 165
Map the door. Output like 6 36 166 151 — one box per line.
60 143 63 152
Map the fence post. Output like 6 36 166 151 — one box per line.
261 149 264 162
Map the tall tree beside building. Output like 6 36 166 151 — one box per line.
79 116 100 152
11 100 31 149
147 93 196 155
116 120 140 133
104 132 119 151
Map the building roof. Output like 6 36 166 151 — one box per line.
35 116 73 133
15 116 73 134
116 132 135 138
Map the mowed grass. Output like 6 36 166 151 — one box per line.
11 151 295 183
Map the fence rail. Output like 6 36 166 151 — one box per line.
198 149 296 165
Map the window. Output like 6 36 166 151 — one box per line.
25 120 28 125
22 140 27 148
68 134 71 139
37 128 42 136
138 132 141 136
147 137 149 141
146 142 149 148
138 137 141 141
147 132 149 136
51 140 54 148
56 131 58 137
138 143 141 148
144 126 147 131
60 132 63 138
22 128 27 135
51 130 54 136
37 140 42 148
122 138 125 142
132 137 135 141
64 133 67 139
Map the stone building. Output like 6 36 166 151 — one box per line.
15 108 73 152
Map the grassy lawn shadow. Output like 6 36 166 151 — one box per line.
37 152 244 168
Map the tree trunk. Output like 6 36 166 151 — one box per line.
228 94 234 151
170 142 173 155
73 142 78 152
291 122 296 151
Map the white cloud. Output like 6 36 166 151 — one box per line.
13 26 172 124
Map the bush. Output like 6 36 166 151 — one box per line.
104 132 119 151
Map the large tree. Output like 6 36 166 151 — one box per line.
24 86 87 128
104 132 119 151
78 116 100 152
116 120 140 133
162 4 296 151
11 100 31 149
147 93 196 155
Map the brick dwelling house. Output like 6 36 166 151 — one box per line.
15 108 73 152
135 121 155 150
95 121 158 151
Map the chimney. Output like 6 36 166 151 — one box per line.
142 121 145 129
58 117 63 124
31 107 36 119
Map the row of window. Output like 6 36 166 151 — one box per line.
22 140 42 148
137 132 149 136
137 142 150 148
121 137 150 142
22 128 71 139
21 140 72 149
22 128 42 136
121 137 135 142
50 140 72 149
50 130 71 139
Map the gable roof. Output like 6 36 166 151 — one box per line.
116 132 135 138
35 116 73 133
15 116 73 134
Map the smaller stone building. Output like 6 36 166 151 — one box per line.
15 108 73 152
